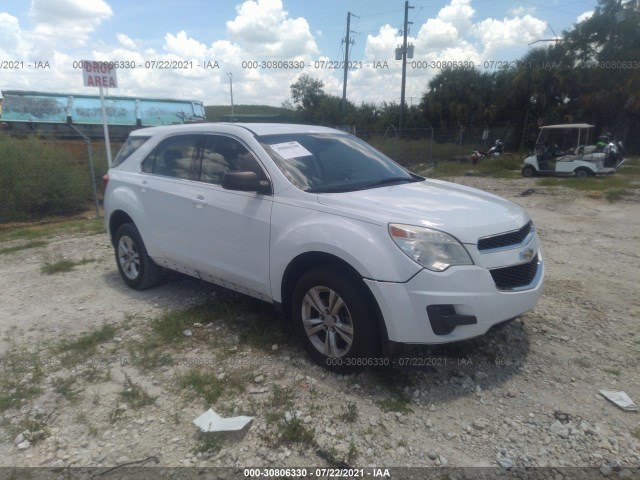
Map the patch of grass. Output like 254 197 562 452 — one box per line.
339 402 358 423
277 415 315 446
194 431 226 453
536 173 637 202
604 188 630 202
0 240 47 255
120 373 156 408
81 364 112 383
427 154 522 179
52 376 81 402
0 218 104 243
348 442 358 464
9 412 51 445
603 367 621 376
377 396 413 414
55 324 117 366
0 345 46 412
148 298 291 353
179 368 225 405
40 256 96 274
632 428 640 441
575 357 593 368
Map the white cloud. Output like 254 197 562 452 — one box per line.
577 11 594 23
226 0 318 58
437 0 475 31
116 33 137 50
29 0 112 46
474 15 547 55
415 18 460 52
509 6 536 17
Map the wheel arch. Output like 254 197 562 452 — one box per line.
108 210 135 245
280 252 389 343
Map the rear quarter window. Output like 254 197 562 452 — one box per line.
112 136 150 167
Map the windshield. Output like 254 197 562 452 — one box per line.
258 133 418 193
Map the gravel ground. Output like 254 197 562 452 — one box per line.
0 176 639 473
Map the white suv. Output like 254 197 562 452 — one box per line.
104 123 543 371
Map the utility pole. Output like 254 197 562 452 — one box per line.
399 1 413 133
226 72 234 120
341 12 356 114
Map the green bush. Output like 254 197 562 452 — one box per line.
0 135 93 222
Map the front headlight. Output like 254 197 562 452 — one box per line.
389 223 473 271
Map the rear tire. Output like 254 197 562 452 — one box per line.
522 165 536 177
575 168 592 179
291 266 381 373
114 223 162 290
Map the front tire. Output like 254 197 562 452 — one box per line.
114 223 162 290
522 165 536 177
291 266 381 373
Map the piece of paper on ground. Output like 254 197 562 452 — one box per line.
193 408 254 432
599 390 638 411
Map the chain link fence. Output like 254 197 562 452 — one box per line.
0 131 123 223
355 123 518 168
1 122 520 224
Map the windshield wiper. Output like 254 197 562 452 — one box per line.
307 177 416 193
306 185 361 193
358 177 416 189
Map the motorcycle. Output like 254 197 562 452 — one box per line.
469 139 505 165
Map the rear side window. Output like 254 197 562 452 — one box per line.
112 136 150 167
140 134 201 180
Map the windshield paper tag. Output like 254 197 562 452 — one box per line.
269 142 312 160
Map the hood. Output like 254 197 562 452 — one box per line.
316 179 529 244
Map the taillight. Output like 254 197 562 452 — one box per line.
103 174 109 190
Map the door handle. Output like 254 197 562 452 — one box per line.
140 180 148 192
193 195 207 207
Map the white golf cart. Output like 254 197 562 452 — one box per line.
522 123 625 178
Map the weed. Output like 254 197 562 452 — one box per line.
120 373 156 408
348 442 358 464
109 404 128 422
41 256 95 274
603 367 621 376
0 345 46 412
339 402 358 423
82 364 112 383
377 397 413 414
55 324 117 366
179 369 225 405
0 240 47 255
194 431 225 453
52 376 81 402
10 412 51 445
278 415 315 446
604 188 629 202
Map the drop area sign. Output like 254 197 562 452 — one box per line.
82 61 118 88
81 60 117 166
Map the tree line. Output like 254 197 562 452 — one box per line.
284 0 640 152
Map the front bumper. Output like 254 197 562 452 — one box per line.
364 250 544 344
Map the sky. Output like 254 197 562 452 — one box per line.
0 0 597 107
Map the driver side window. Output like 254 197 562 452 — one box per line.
199 135 265 185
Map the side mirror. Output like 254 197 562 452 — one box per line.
221 171 271 194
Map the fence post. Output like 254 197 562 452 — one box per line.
69 124 100 219
427 123 434 167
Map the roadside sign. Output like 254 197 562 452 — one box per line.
82 61 118 88
81 60 117 166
